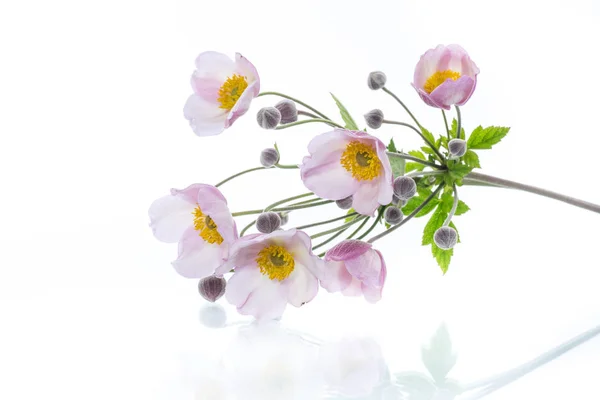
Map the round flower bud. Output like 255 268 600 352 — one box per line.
368 71 387 90
256 107 281 129
278 212 289 226
274 99 298 124
391 194 407 207
434 226 458 250
198 275 227 302
393 176 417 200
335 196 353 210
448 138 467 158
199 304 226 328
256 211 282 233
384 206 404 225
260 148 280 168
364 109 384 129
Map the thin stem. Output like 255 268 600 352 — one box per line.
442 109 451 140
312 226 351 252
405 170 446 179
346 216 371 239
231 200 333 217
286 197 321 207
465 172 600 214
215 166 265 188
264 192 313 212
383 119 445 162
275 163 299 169
297 110 320 119
258 91 331 120
310 216 368 240
356 207 385 240
455 105 462 139
443 184 459 226
275 118 344 130
240 220 256 237
382 87 424 130
386 151 445 170
368 184 444 243
296 212 358 230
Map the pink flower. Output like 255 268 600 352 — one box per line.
321 240 386 303
148 183 238 278
300 129 393 215
219 229 320 320
412 44 480 110
184 51 260 136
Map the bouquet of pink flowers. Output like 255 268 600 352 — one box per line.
149 45 599 320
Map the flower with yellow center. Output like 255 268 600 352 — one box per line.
340 141 382 181
256 245 295 281
217 74 249 111
193 205 224 245
423 70 461 94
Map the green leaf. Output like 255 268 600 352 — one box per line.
440 191 454 213
345 208 356 223
421 146 435 155
422 206 447 245
330 93 359 130
432 244 453 274
463 149 481 169
385 222 391 229
421 127 437 147
451 118 465 140
387 138 398 153
454 201 470 216
405 162 425 172
409 150 426 160
402 195 440 218
467 126 510 150
421 323 457 382
439 136 448 150
273 142 280 155
448 163 472 180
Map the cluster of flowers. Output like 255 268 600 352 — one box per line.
149 45 480 319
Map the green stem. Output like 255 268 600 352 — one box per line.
386 151 445 170
442 109 451 140
275 163 299 169
356 208 385 240
240 220 256 237
275 118 344 130
312 227 351 252
406 170 446 179
296 212 358 230
382 119 445 162
367 183 444 243
215 166 265 188
310 216 368 239
443 184 459 226
231 200 333 217
286 197 321 207
258 91 331 120
264 192 313 212
381 87 424 130
455 105 462 139
346 216 371 239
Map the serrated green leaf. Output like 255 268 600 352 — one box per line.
330 93 359 130
432 244 453 274
440 191 454 213
389 149 405 177
387 138 398 153
408 150 426 160
448 164 473 180
467 126 510 150
451 118 466 140
345 208 356 223
421 127 437 147
402 195 440 218
421 146 435 155
463 149 481 169
422 206 447 246
454 201 470 216
439 136 448 150
405 162 425 172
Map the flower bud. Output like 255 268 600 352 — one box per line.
256 107 281 129
434 226 458 250
260 148 280 168
393 176 417 200
391 194 408 207
274 99 298 124
448 138 467 158
368 71 387 90
198 275 227 302
384 206 404 225
256 211 282 233
278 212 289 226
364 109 384 129
335 196 353 210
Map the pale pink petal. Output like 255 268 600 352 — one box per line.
195 186 237 244
344 248 384 288
413 44 447 88
225 80 258 128
352 180 381 216
361 251 386 303
414 86 447 109
283 262 319 307
301 152 360 200
374 141 394 205
148 194 194 243
190 74 221 103
229 269 288 320
326 240 372 262
233 53 260 93
226 230 299 270
429 76 476 109
194 51 236 81
306 129 350 156
172 227 225 278
225 265 265 307
320 260 353 293
171 183 225 205
183 94 227 137
341 276 363 297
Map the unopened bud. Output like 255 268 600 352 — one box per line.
364 109 384 129
335 196 353 210
256 211 281 233
434 226 458 250
260 148 280 167
274 100 298 124
393 176 417 200
278 212 289 226
392 194 407 207
448 139 467 158
368 71 387 90
384 206 404 225
198 275 227 302
257 107 281 129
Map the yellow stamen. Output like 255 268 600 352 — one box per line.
192 206 224 245
256 245 295 281
340 141 382 181
217 74 248 110
423 70 461 94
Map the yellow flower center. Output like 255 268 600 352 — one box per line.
423 70 461 94
256 245 295 281
217 74 248 110
340 140 382 181
192 206 224 245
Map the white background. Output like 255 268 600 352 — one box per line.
1 0 600 398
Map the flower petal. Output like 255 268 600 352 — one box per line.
225 80 258 128
190 74 221 103
172 227 225 278
429 76 476 109
283 262 319 307
301 151 360 200
341 276 363 297
326 240 372 262
183 94 227 137
234 53 260 93
194 51 236 81
351 180 382 216
148 194 194 243
319 260 353 293
227 267 288 320
344 248 384 288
